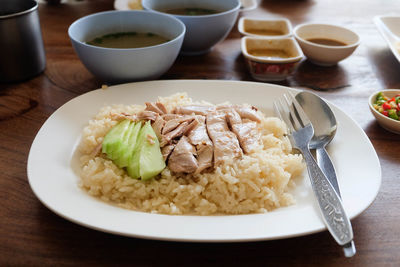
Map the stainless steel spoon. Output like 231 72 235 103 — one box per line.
295 91 356 257
295 91 340 197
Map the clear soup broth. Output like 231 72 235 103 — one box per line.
162 7 220 16
86 32 169 49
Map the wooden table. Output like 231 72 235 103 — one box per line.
1 0 399 265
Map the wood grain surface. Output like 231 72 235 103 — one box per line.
1 0 399 265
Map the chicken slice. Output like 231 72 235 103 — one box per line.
206 111 242 165
174 105 216 116
226 108 261 154
187 116 214 173
161 144 176 161
168 136 198 173
145 102 167 115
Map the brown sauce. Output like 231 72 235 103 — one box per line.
246 29 285 36
306 38 347 46
248 49 291 59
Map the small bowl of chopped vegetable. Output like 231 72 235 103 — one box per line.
369 89 400 134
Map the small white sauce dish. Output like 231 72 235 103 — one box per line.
241 36 303 81
68 10 185 83
368 89 400 134
238 17 292 38
293 23 360 66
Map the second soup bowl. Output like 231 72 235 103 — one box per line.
142 0 240 55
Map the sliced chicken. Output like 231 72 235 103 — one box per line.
168 136 198 173
174 105 216 116
152 116 165 142
233 105 261 123
137 110 158 121
156 102 168 114
162 115 195 134
187 116 214 173
161 144 175 161
160 121 189 147
231 121 261 154
162 114 181 121
206 111 242 165
183 118 200 136
225 108 261 154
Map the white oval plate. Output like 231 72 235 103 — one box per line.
27 80 381 242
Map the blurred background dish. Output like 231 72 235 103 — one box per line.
369 89 400 134
142 0 240 55
294 23 360 66
238 17 292 38
374 15 400 63
114 0 143 10
114 0 258 11
68 10 185 83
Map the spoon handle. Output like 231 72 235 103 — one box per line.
316 147 341 198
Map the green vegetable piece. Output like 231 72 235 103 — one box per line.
139 121 166 180
388 109 399 120
377 99 386 105
126 123 145 179
116 122 142 168
102 120 131 161
126 121 165 180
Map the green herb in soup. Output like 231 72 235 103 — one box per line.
86 32 169 49
163 7 219 15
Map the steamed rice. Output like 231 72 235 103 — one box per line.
78 93 304 215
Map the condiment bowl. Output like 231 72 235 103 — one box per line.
142 0 240 55
241 36 303 81
293 23 360 66
368 89 400 134
238 17 292 38
68 10 185 83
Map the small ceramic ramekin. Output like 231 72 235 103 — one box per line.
241 36 303 81
238 17 292 38
293 23 360 66
368 89 400 134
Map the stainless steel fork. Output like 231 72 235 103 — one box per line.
274 93 356 257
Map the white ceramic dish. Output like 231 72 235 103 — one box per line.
238 17 292 38
68 11 185 83
142 0 240 55
368 89 400 134
374 15 400 63
241 37 303 81
27 80 381 242
293 23 360 66
114 0 142 10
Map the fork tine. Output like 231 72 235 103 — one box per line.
274 99 295 133
283 93 303 130
286 93 311 126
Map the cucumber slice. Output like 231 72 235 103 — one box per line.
126 123 145 179
117 122 142 168
102 119 131 161
139 121 166 180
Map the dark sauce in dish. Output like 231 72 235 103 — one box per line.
86 32 169 49
306 38 347 46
